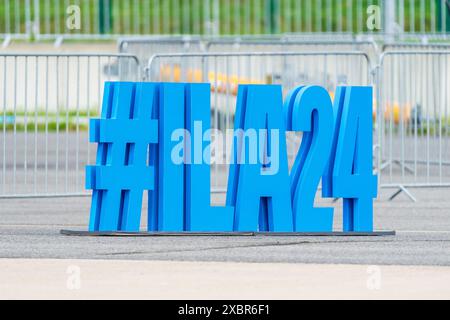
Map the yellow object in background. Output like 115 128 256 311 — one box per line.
383 102 411 124
159 64 264 96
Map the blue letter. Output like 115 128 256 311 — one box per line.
155 83 185 231
226 85 293 232
284 86 334 232
332 87 377 232
185 84 234 231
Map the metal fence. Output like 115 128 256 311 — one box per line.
205 38 381 63
376 50 450 201
146 51 372 192
3 48 450 200
0 53 141 197
118 37 380 68
1 1 449 43
382 42 450 51
118 36 207 67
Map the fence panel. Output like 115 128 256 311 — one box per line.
146 51 371 192
2 1 449 41
382 42 450 52
118 37 206 67
377 51 450 200
119 37 379 69
0 53 141 197
206 38 380 62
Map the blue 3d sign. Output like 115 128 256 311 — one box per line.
86 82 377 233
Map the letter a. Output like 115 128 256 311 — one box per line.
226 85 293 232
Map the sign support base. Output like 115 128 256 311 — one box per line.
61 230 396 237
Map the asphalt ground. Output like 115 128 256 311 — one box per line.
1 132 450 266
1 186 450 266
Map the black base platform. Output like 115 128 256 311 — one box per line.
61 229 396 237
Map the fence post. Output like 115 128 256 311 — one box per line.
374 62 383 196
384 0 396 43
25 0 32 39
212 0 220 35
33 0 40 40
203 0 210 35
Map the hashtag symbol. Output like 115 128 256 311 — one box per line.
86 82 158 232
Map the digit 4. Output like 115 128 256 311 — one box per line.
331 86 377 232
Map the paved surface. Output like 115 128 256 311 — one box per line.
1 188 450 266
1 259 449 299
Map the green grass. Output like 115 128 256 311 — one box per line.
0 122 88 132
386 117 450 137
1 109 99 117
0 109 98 132
0 0 443 36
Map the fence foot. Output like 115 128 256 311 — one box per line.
380 159 415 174
54 36 64 48
379 160 391 172
388 185 417 202
393 160 415 174
2 36 11 48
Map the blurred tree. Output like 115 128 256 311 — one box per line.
265 0 279 34
99 0 113 34
437 0 450 32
